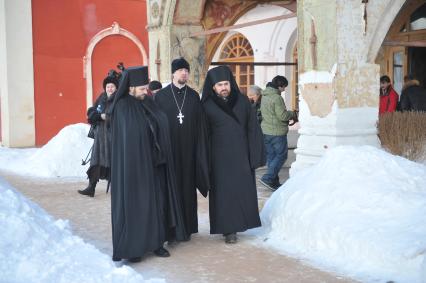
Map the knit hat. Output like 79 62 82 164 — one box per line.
171 57 190 73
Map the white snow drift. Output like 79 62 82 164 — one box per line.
261 145 426 283
0 123 92 178
0 176 163 283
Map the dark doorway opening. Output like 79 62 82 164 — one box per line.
408 47 426 86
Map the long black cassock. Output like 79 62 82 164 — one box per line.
201 66 266 235
110 93 187 259
154 84 210 237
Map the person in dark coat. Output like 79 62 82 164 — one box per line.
154 58 210 240
78 75 118 197
247 85 263 124
201 65 265 244
108 66 187 262
399 75 426 112
149 80 163 94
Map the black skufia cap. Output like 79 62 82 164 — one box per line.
127 66 149 87
171 57 190 73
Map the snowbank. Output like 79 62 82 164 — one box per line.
0 176 163 283
261 146 426 283
0 123 92 178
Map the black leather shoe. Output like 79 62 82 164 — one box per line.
272 182 282 190
112 256 121 262
224 233 237 244
128 257 142 263
78 180 97 197
259 179 277 191
154 247 170 257
78 186 95 197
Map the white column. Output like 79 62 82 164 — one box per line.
0 0 35 147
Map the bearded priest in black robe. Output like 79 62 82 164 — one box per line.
201 65 265 244
108 66 186 262
154 58 210 240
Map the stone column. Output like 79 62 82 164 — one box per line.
147 0 206 91
0 0 35 147
291 0 381 175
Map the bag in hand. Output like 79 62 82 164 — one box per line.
88 124 96 139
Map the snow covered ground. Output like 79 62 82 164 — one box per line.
0 123 92 178
1 123 426 282
259 145 426 283
0 177 164 283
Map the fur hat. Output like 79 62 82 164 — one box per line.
103 76 119 90
171 57 190 74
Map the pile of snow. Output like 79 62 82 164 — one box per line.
260 146 426 283
0 123 92 178
0 177 163 283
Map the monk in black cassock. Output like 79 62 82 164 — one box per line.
154 58 210 240
201 65 266 244
108 66 187 262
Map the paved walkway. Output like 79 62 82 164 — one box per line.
1 168 355 283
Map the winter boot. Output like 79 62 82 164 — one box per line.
78 180 97 197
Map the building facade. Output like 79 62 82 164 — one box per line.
1 0 425 173
0 0 149 146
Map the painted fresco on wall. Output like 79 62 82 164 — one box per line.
148 0 165 27
202 0 256 62
171 31 206 89
174 0 206 24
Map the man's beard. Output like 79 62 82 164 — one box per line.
178 78 187 85
218 90 229 98
135 92 146 100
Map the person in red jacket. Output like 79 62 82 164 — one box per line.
379 75 399 115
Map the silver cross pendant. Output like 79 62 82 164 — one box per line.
177 111 184 124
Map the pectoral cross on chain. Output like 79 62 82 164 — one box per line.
177 111 184 124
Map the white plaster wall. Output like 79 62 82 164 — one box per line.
0 0 35 147
291 97 379 175
211 4 297 108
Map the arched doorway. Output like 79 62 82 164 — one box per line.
84 22 148 108
91 36 144 101
378 0 426 94
218 33 254 94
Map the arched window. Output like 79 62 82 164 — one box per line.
410 3 426 31
219 33 254 94
381 1 426 93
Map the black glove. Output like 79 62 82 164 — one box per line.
87 108 101 124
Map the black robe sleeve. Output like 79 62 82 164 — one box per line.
141 97 188 241
247 99 266 169
195 107 211 197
